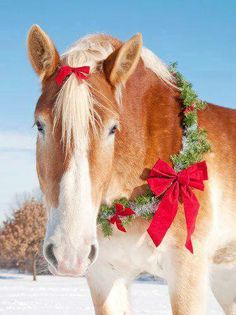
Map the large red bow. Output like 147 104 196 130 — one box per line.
147 160 208 253
109 203 135 232
55 66 90 86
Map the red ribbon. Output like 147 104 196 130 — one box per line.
109 203 135 232
147 160 208 253
55 66 90 86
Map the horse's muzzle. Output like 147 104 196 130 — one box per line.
44 242 98 277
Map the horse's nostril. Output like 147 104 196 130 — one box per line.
45 243 58 268
88 244 97 264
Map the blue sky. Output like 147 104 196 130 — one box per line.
0 0 236 220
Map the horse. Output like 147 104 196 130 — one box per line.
27 25 236 315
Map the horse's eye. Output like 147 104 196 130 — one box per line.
35 121 44 134
109 124 118 136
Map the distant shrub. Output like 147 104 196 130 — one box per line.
0 198 47 280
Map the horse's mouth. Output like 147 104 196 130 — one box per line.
48 263 89 278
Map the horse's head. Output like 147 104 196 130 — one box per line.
27 25 143 276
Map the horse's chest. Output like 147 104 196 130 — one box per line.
98 231 166 278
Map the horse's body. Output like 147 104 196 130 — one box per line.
27 25 236 314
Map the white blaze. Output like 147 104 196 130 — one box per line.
45 151 97 269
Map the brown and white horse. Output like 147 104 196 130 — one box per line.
27 25 236 315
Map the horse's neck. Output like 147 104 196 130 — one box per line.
110 63 183 200
142 72 183 167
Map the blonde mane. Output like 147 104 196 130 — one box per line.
53 34 174 153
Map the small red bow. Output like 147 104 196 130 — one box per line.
147 160 208 253
109 203 135 232
184 103 195 114
55 66 90 86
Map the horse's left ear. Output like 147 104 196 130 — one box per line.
104 33 142 86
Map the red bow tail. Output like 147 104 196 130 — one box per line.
181 187 200 253
147 182 179 248
109 214 127 232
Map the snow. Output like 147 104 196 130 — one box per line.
0 271 224 314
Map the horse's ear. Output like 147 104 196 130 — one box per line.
27 25 60 80
104 33 142 86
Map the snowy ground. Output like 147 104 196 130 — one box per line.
0 271 224 314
